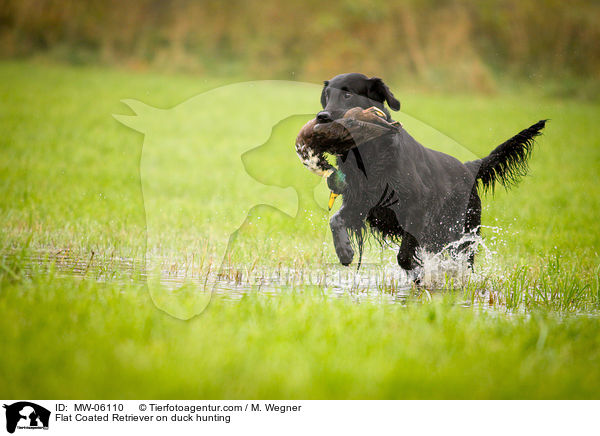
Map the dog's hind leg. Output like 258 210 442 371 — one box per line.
330 208 355 266
397 232 423 283
462 188 482 269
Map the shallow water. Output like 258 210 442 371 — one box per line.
15 231 495 306
12 225 598 316
12 248 600 319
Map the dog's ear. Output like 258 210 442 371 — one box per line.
320 80 329 108
367 77 400 111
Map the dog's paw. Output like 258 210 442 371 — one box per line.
336 245 354 266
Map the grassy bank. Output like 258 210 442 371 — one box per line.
2 273 600 399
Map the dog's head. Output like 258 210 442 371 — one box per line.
317 73 400 123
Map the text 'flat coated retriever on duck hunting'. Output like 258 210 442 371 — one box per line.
317 73 546 281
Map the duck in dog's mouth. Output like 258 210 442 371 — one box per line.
295 106 401 209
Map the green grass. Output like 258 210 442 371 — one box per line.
2 273 600 399
1 60 599 398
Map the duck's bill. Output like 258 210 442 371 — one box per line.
328 192 339 210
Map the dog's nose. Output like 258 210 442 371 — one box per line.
317 111 333 123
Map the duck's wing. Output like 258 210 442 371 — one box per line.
348 107 400 129
295 107 402 176
333 118 396 146
322 106 399 147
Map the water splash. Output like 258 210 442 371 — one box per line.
416 226 504 289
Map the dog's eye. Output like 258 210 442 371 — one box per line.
343 92 352 99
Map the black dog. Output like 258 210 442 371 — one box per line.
317 73 546 278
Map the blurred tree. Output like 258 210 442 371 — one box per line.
0 0 598 90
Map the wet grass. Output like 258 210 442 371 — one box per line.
1 60 599 398
1 269 600 399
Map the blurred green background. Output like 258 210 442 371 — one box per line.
1 0 599 95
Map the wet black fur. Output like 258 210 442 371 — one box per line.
318 73 546 274
466 120 547 193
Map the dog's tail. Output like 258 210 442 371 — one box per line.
465 120 547 193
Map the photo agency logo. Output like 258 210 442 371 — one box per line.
3 402 50 433
114 80 479 320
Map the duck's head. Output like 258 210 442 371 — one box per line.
326 169 347 210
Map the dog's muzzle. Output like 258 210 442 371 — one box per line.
316 111 333 123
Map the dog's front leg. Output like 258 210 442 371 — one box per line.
329 208 354 266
